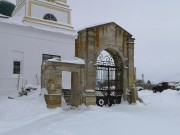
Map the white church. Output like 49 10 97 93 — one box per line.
0 0 76 95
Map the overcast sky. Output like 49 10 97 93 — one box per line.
68 0 180 83
9 0 180 83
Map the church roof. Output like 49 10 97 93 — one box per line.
78 22 132 37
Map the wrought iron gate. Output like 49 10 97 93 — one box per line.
95 53 123 107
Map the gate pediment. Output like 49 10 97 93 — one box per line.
76 22 134 62
81 22 132 36
78 22 132 46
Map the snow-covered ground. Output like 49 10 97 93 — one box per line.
0 89 180 135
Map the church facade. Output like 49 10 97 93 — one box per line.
0 0 76 95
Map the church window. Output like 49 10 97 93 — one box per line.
13 61 21 74
43 14 57 22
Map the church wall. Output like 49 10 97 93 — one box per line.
0 22 75 95
12 2 26 17
58 0 67 3
31 4 69 24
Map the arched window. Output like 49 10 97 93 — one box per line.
43 14 57 22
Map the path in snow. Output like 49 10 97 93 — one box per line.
0 90 180 135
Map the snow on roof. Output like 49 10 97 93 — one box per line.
47 57 61 62
47 57 85 65
61 57 85 64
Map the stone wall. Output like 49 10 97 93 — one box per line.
75 22 136 103
41 61 96 108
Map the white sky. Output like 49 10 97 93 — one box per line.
9 0 180 83
69 0 180 83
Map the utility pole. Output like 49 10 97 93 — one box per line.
142 74 145 88
142 74 144 83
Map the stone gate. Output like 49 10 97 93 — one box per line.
41 22 136 108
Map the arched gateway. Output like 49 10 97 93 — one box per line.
41 22 136 108
75 22 136 106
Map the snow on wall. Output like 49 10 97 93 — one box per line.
47 57 85 64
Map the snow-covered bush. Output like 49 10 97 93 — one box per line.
18 84 38 96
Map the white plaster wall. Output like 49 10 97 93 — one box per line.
17 0 25 6
0 22 75 95
13 4 26 17
31 4 69 24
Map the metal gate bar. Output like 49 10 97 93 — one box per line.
95 65 123 107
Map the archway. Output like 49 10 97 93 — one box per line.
75 22 136 105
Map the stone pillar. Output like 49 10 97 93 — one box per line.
83 29 96 105
79 68 86 105
70 67 86 107
123 67 128 101
70 72 79 106
84 90 96 106
127 38 135 89
41 62 62 108
127 38 136 103
86 29 96 90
